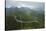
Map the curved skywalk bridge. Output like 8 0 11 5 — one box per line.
14 16 38 23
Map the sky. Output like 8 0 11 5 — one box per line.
6 0 44 10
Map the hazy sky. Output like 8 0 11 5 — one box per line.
6 0 44 10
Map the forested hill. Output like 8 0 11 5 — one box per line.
6 7 44 16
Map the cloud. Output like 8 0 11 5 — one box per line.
6 0 44 10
